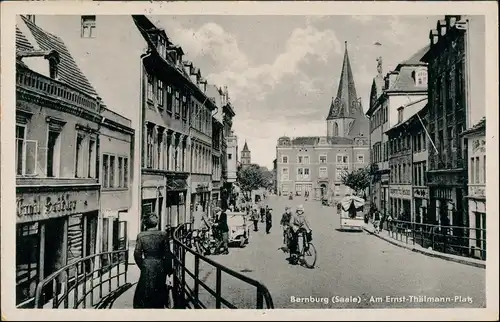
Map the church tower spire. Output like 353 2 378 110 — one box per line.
326 41 367 138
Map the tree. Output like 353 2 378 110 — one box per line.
340 167 371 197
237 164 265 199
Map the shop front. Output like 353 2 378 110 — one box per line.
212 181 222 209
389 184 412 221
412 187 429 224
141 173 165 232
165 175 188 228
467 185 486 259
191 174 212 217
16 187 99 307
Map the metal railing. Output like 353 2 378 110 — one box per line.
381 219 486 260
33 249 129 309
171 223 274 309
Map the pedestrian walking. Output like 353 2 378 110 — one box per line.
133 214 173 309
214 207 229 255
265 208 273 234
280 206 292 245
260 205 266 223
251 207 260 231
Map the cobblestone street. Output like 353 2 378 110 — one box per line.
113 195 485 309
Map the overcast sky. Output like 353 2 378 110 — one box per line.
149 15 440 168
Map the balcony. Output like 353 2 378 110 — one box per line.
17 177 99 190
16 65 99 113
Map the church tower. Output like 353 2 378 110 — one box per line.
326 41 368 139
241 140 251 167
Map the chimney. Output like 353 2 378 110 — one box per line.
430 29 439 46
438 19 447 37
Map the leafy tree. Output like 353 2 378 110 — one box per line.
237 164 265 198
340 167 370 197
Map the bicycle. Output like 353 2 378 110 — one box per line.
194 227 219 255
289 229 317 269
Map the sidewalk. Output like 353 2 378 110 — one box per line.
363 223 486 269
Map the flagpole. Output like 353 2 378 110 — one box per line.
416 112 439 154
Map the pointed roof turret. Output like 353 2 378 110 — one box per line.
242 140 249 152
327 41 362 120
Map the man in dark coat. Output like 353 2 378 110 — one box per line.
265 208 273 234
214 208 229 255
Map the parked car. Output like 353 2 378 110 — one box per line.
227 212 251 247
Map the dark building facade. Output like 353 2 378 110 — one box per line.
422 16 469 231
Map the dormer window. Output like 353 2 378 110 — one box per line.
398 106 404 123
81 15 96 38
49 58 58 79
415 70 428 86
157 36 167 59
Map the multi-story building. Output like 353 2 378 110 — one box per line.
385 100 428 222
272 158 278 194
461 118 486 259
421 15 485 233
99 107 135 254
15 16 104 307
31 15 147 241
366 46 428 214
241 140 252 168
276 42 370 200
222 102 237 208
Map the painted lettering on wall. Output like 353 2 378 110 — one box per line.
17 196 42 217
45 194 78 214
390 186 411 198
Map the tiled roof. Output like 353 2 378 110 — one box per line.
461 117 485 136
387 66 427 93
398 45 429 68
18 16 98 97
16 26 33 51
327 42 360 120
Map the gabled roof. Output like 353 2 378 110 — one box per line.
17 15 98 97
461 117 486 136
327 42 360 120
396 45 429 70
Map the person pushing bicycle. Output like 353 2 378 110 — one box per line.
289 205 312 263
280 206 293 245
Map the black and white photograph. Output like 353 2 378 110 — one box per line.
1 1 498 321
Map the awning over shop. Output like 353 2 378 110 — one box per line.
166 178 188 191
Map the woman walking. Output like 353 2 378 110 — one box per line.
265 208 273 234
133 214 173 309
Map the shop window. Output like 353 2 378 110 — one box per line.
16 222 40 305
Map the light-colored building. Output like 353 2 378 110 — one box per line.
226 131 238 184
15 15 103 307
276 42 370 200
366 46 428 215
462 119 486 259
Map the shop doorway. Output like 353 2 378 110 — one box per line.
320 184 327 198
42 217 65 303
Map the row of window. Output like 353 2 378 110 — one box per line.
15 123 97 179
390 162 413 184
413 162 427 187
102 154 129 189
145 125 188 172
371 131 428 164
281 183 342 196
280 165 349 181
370 104 388 131
433 61 465 119
280 154 364 164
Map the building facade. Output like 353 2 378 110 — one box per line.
276 42 370 200
99 107 134 254
31 15 147 241
15 16 103 307
422 15 485 234
386 101 428 222
366 46 428 215
462 119 486 259
410 106 429 224
222 103 237 208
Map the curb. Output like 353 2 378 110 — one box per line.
363 227 486 269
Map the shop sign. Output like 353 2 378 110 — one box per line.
16 191 98 223
389 185 411 199
413 188 428 199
